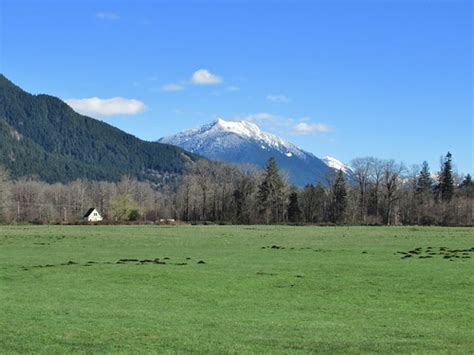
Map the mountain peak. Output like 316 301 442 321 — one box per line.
159 119 351 186
161 118 304 159
212 118 262 138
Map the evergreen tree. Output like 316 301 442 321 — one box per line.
328 170 347 223
257 158 286 223
439 152 455 202
287 191 301 223
416 161 433 193
231 175 256 224
460 174 473 188
413 161 434 224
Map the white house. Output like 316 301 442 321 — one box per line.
83 208 103 222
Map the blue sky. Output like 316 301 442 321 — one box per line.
1 0 472 174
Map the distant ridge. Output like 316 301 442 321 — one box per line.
160 118 352 186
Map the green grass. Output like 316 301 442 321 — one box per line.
0 225 473 353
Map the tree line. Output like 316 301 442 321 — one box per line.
0 152 472 226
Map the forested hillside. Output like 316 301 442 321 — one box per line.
0 75 199 183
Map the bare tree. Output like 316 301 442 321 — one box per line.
0 151 470 226
379 160 406 225
0 166 11 222
350 157 373 224
367 158 384 223
193 160 213 221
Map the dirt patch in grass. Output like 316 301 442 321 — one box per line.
23 256 207 270
398 246 473 261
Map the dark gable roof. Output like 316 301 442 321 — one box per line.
83 208 96 218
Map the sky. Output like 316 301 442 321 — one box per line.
0 0 472 174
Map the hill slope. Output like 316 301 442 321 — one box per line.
0 74 199 183
160 118 351 186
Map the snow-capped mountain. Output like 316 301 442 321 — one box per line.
159 118 350 186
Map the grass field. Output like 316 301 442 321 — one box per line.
0 225 473 353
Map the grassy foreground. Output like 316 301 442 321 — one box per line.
0 225 473 353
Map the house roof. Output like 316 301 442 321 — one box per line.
83 208 97 218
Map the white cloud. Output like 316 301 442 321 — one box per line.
161 83 184 92
65 97 146 118
292 122 331 135
266 94 290 103
96 12 120 20
227 86 240 91
233 112 291 132
191 69 222 85
240 112 276 122
231 112 332 136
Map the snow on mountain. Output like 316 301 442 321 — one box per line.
322 156 351 173
161 118 305 159
159 118 350 186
